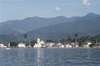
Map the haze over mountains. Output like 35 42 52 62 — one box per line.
0 13 100 42
27 13 100 40
0 16 72 34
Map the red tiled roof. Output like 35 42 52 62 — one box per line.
54 43 58 45
75 42 79 45
65 44 70 45
86 41 91 42
0 42 3 44
96 43 100 44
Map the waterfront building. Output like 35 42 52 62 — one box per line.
84 41 92 47
60 45 64 48
85 41 92 46
71 43 79 48
83 41 92 48
65 44 72 48
34 38 45 48
57 42 64 48
0 42 6 48
52 43 60 48
0 43 4 48
27 44 31 48
45 42 54 48
18 42 26 48
75 43 79 48
45 42 64 48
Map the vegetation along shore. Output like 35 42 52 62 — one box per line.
0 33 100 48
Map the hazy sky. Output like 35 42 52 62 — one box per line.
0 0 100 22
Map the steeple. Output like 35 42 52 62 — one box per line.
37 37 40 44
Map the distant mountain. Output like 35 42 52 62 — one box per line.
85 13 100 17
0 16 71 34
0 13 100 42
26 13 100 40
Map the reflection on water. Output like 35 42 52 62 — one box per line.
35 48 44 64
0 48 100 66
18 48 26 62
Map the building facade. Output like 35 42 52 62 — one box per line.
34 38 45 48
18 42 26 48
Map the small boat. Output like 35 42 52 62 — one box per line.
6 48 10 50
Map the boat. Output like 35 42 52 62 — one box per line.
6 48 10 50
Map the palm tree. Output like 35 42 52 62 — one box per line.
24 34 27 43
95 35 99 44
74 33 78 44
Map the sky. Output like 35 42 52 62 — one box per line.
0 0 100 22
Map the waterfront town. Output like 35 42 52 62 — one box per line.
0 37 100 48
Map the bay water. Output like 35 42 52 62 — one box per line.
0 48 100 66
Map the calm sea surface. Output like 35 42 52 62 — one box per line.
0 48 100 66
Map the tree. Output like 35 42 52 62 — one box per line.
46 39 54 42
79 41 84 47
79 36 86 42
61 38 65 44
31 40 36 47
10 42 18 47
24 34 27 43
86 36 90 41
89 43 95 48
74 33 78 43
95 35 99 44
25 42 29 46
67 36 72 43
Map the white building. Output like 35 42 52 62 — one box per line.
47 43 54 47
85 41 92 46
71 43 79 48
34 38 45 48
0 43 6 48
65 44 72 48
18 42 26 48
84 41 92 47
60 45 64 48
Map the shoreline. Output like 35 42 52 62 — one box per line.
0 47 100 49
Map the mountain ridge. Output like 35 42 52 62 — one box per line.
0 13 100 42
0 16 69 34
26 13 100 40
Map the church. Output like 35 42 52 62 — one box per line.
34 38 45 48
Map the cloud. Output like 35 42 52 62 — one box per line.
54 7 61 11
83 0 90 6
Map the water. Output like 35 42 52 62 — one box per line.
0 48 100 66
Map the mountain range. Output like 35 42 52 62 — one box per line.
0 13 100 42
0 16 72 34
